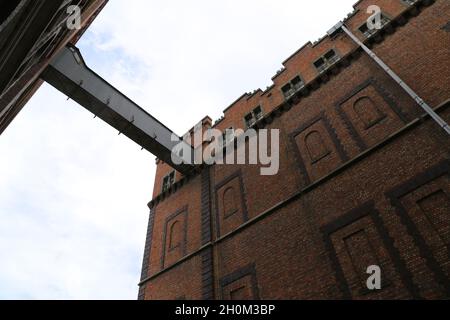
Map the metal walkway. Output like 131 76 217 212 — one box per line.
42 45 196 175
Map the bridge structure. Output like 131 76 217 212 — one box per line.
0 0 197 175
1 0 448 173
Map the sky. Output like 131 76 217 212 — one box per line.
0 0 357 300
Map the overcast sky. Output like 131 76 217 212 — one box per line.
0 0 357 300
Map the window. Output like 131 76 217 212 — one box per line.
314 49 340 73
244 113 255 128
314 58 326 72
222 127 235 146
291 76 304 90
254 106 263 120
282 83 294 99
282 75 305 99
244 106 264 128
162 171 175 192
359 14 390 38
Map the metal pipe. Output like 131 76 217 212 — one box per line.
330 22 450 135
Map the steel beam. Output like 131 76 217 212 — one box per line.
42 45 197 174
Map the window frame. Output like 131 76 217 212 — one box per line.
162 171 176 193
358 13 391 38
281 75 305 100
243 105 265 129
313 49 340 74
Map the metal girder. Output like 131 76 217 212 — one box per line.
42 45 197 174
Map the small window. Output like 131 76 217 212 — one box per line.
282 76 304 99
359 13 390 38
244 106 264 128
244 113 255 128
314 50 340 73
291 76 303 90
254 106 263 120
222 127 235 146
324 51 334 60
314 58 326 72
162 171 175 192
282 83 294 99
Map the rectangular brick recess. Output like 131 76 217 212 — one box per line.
140 0 450 300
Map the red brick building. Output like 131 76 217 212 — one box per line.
139 0 450 300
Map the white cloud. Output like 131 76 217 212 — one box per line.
0 0 356 299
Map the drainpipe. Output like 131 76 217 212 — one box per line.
328 22 450 136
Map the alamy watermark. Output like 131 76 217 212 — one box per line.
66 5 81 30
367 265 382 291
367 5 383 31
171 122 280 176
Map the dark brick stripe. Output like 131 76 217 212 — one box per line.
201 168 212 245
386 160 450 297
201 248 214 300
200 168 215 300
137 208 156 300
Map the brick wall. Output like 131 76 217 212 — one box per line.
139 0 450 300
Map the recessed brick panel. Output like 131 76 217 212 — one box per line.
215 171 248 237
161 207 188 269
322 203 413 299
220 264 260 300
142 0 450 300
388 162 450 297
291 113 348 183
402 180 450 260
337 79 407 150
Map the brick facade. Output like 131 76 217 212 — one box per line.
139 0 450 300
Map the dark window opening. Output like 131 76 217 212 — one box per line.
314 50 340 73
291 76 303 89
282 83 293 98
244 106 264 128
162 171 175 192
254 106 263 120
358 13 390 38
314 58 325 71
222 127 235 146
282 76 304 99
244 113 255 128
